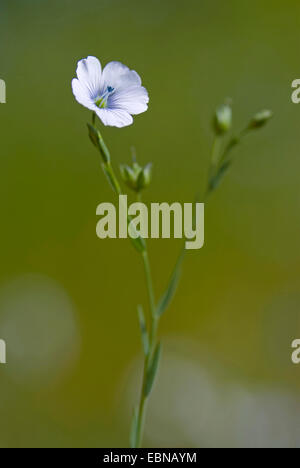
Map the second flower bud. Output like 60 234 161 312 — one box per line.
120 159 152 193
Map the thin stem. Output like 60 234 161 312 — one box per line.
133 192 158 448
208 135 222 182
218 127 249 166
104 161 122 195
142 250 156 320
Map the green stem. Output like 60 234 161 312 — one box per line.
134 193 159 448
142 250 156 320
103 161 122 195
134 254 158 448
208 135 222 182
218 127 249 167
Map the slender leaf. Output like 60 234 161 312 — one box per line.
87 123 110 163
157 259 182 317
144 343 162 397
137 305 149 356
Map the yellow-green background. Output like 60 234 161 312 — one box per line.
0 0 299 448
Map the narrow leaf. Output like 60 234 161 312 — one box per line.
137 305 149 356
87 123 110 163
144 343 162 397
87 123 100 149
157 257 182 317
129 406 138 448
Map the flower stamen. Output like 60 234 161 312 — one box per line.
95 86 114 109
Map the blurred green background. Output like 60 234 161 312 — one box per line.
0 0 300 448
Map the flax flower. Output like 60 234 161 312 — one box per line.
72 56 149 128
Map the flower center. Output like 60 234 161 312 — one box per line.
95 86 114 109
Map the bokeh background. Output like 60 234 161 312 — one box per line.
0 0 299 448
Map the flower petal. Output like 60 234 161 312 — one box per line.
101 61 142 92
71 78 97 111
108 86 149 115
76 56 102 99
95 108 133 128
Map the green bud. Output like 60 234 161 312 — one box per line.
120 164 139 191
248 109 273 129
120 164 134 186
137 163 152 191
213 102 232 135
120 160 152 192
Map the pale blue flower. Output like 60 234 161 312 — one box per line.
72 56 149 128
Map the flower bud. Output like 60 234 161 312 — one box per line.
120 164 138 191
248 109 273 129
120 160 152 192
213 102 232 134
137 163 152 191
